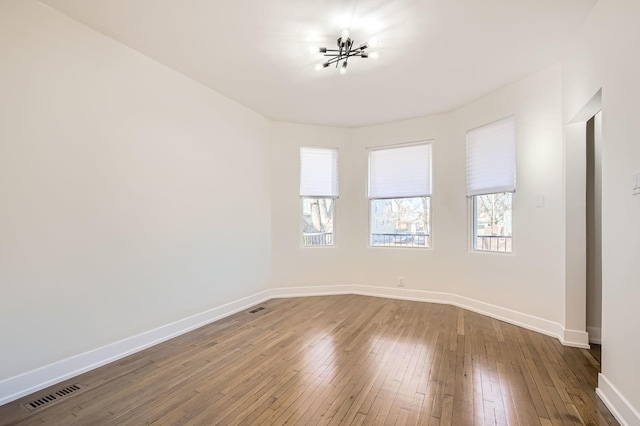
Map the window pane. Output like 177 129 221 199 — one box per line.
370 197 431 248
302 197 334 247
473 192 513 252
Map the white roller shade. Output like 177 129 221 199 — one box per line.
466 116 516 196
300 147 339 197
368 143 432 199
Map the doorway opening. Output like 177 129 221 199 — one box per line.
586 111 602 358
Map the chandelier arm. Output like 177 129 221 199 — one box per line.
323 57 342 66
342 52 363 59
322 51 362 67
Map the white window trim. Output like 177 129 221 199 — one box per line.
367 141 433 249
300 196 337 248
300 147 339 248
367 196 434 250
468 193 515 255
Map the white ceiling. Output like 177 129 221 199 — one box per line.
40 0 597 127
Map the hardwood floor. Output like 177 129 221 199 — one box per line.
0 295 618 425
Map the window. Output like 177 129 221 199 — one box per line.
368 143 432 248
300 147 338 247
466 116 516 253
472 192 513 252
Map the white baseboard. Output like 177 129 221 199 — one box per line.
0 290 272 407
0 284 592 407
271 285 589 348
597 373 640 426
587 326 602 344
563 328 591 348
270 284 354 299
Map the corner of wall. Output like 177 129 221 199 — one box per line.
597 374 640 426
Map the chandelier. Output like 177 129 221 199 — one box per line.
314 30 378 75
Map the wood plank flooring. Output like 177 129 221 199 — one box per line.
0 295 618 425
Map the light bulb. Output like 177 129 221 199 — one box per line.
369 37 380 47
340 29 350 43
314 63 323 71
369 51 379 59
340 62 348 75
309 45 318 54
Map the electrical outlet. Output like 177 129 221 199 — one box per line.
398 276 404 287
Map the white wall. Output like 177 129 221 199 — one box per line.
450 65 566 324
563 0 640 422
348 114 454 295
0 0 271 381
270 65 567 328
269 122 352 287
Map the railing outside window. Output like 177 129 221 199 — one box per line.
475 235 512 252
303 232 334 246
370 233 430 248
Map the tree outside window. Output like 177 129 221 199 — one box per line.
302 197 334 246
473 192 513 252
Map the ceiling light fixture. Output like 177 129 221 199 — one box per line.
314 29 377 75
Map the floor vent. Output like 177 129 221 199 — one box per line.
249 307 266 314
23 384 84 412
